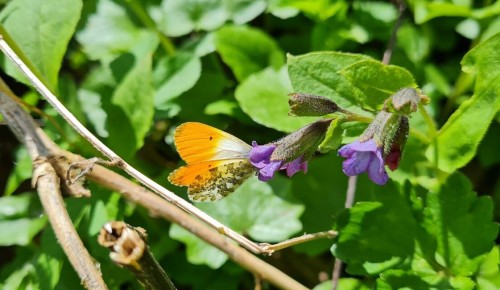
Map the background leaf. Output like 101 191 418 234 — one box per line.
0 0 82 89
235 66 316 132
215 25 284 81
426 33 500 172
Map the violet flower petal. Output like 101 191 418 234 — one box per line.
249 141 276 169
258 161 283 181
338 139 388 185
285 158 308 177
367 149 388 185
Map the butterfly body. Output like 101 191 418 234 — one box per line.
168 122 255 202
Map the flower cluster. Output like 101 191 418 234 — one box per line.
247 88 423 185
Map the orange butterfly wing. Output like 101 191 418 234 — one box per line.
168 122 255 202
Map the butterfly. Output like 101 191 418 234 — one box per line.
168 122 256 202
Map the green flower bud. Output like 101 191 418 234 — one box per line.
271 119 332 162
384 88 426 115
360 110 409 170
288 93 342 116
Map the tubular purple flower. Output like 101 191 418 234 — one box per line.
249 141 307 182
338 139 388 185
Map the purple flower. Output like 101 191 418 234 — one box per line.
338 139 388 185
249 141 308 182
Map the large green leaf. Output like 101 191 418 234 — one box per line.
340 59 417 110
157 0 227 37
153 52 201 109
169 177 304 268
426 33 500 172
421 173 498 276
333 182 418 275
106 53 155 159
235 66 316 132
0 0 82 89
77 0 154 63
215 25 284 81
333 173 497 279
287 52 372 115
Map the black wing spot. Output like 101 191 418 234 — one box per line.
209 136 213 140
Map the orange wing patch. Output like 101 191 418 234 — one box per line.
169 122 255 202
169 159 255 201
174 122 252 163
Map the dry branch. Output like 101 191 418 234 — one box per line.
0 89 107 289
98 221 176 290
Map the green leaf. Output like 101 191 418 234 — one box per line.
421 173 498 275
4 147 31 196
0 193 40 219
170 177 304 268
332 182 417 275
169 225 228 269
215 25 284 81
414 2 471 24
107 54 155 159
456 19 481 40
226 0 266 25
333 173 498 277
157 0 228 37
340 59 417 110
477 247 500 290
34 228 64 290
291 156 349 255
397 24 431 64
77 0 154 63
235 66 316 132
426 33 500 172
0 217 47 246
154 52 201 109
287 52 372 115
318 116 345 153
313 278 371 290
0 0 82 89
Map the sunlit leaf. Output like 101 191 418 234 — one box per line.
340 59 417 110
426 33 500 172
0 0 82 89
235 66 316 132
215 25 284 81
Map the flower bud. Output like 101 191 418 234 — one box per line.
384 116 409 171
288 93 342 116
359 110 409 171
271 119 332 162
384 88 423 115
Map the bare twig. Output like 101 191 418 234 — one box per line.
0 90 107 289
261 230 337 254
98 221 176 290
0 35 264 254
331 175 357 290
382 0 407 65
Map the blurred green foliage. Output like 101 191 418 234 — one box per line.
0 0 499 289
